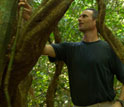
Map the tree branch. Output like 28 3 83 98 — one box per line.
96 0 124 63
8 0 73 99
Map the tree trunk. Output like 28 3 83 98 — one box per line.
0 0 73 106
18 74 33 107
0 0 17 88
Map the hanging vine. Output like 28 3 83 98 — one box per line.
4 4 24 107
96 0 124 63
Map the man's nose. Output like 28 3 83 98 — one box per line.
78 17 81 22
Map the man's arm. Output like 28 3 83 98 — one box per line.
42 45 56 58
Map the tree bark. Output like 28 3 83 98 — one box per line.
0 0 73 106
0 0 17 88
18 74 33 107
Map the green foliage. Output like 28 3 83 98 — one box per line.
28 56 52 106
28 0 124 106
105 0 124 39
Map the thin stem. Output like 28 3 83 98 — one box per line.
4 7 24 107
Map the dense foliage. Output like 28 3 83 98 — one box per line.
28 0 124 106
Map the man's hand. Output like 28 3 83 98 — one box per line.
18 0 32 20
112 101 122 107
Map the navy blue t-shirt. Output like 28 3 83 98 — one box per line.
49 40 124 106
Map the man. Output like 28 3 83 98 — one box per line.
20 1 124 107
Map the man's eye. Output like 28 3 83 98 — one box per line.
82 15 87 17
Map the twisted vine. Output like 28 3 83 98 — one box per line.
96 0 124 63
4 6 24 107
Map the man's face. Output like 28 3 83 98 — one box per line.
78 10 96 32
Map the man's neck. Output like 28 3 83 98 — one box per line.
82 29 99 42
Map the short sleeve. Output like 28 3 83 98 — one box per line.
48 42 67 62
110 49 124 84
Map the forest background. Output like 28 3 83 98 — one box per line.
0 0 124 107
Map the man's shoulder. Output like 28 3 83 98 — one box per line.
98 40 114 53
51 41 82 49
99 40 110 47
62 41 82 46
56 41 82 48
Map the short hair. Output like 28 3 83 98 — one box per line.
85 8 98 20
